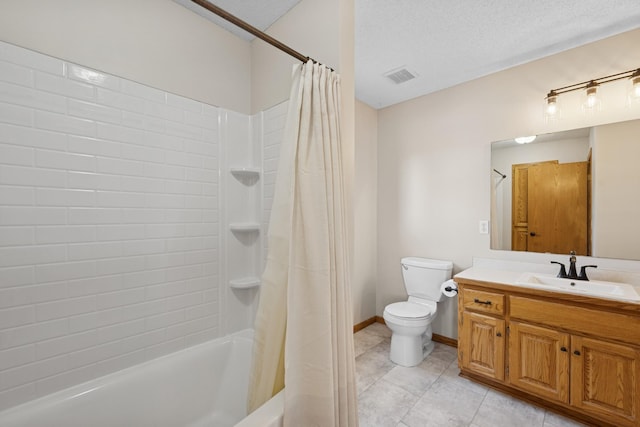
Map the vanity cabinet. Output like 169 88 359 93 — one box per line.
457 279 640 427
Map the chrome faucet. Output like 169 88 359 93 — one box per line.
550 251 597 281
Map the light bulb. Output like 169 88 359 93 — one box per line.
544 91 560 121
631 76 640 100
515 135 536 144
581 81 601 113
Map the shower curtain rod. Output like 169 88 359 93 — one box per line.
493 169 506 178
189 0 330 69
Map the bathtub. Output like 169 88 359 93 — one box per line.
0 329 284 427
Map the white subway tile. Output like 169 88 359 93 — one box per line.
96 224 145 241
96 348 147 377
67 135 121 158
36 225 96 244
145 224 185 239
165 180 201 195
151 133 183 151
0 60 33 87
183 328 218 348
120 176 165 194
96 156 144 177
35 363 97 398
0 185 34 205
34 71 94 100
68 207 122 225
185 167 216 183
0 165 67 188
1 355 68 391
0 81 66 114
0 244 65 267
184 110 216 130
143 162 184 180
166 292 202 312
0 319 67 350
122 270 165 289
144 337 184 361
122 111 164 132
0 266 34 288
67 241 123 261
145 193 184 209
0 123 67 151
35 295 96 322
35 330 97 360
201 183 217 195
145 310 184 331
96 289 145 310
96 191 146 208
0 207 66 226
96 122 146 145
184 250 216 266
201 156 217 170
67 64 120 91
35 260 96 283
122 239 165 256
67 340 122 370
0 281 67 309
165 265 202 283
68 308 123 333
0 101 33 127
36 149 96 172
120 143 164 163
120 79 165 103
0 305 35 329
121 208 164 224
96 256 146 275
34 110 95 138
95 88 145 113
166 237 204 253
165 315 217 341
0 143 34 167
68 99 121 125
67 171 122 191
36 188 95 207
0 345 35 371
120 299 166 321
185 302 216 321
201 128 218 144
185 222 217 237
146 252 184 270
0 383 36 412
144 101 182 122
67 275 122 298
164 121 202 140
164 150 202 168
0 227 34 246
164 209 202 223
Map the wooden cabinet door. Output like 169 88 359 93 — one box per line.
570 336 640 427
460 311 505 381
508 321 570 403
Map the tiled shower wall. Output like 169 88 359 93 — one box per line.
0 41 222 410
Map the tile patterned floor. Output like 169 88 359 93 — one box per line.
355 323 588 427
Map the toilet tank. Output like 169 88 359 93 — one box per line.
401 257 453 302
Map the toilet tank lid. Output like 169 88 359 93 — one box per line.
401 257 452 270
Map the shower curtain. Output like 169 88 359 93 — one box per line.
247 61 358 426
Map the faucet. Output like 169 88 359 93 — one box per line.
550 251 598 281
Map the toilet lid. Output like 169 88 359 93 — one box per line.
385 301 434 319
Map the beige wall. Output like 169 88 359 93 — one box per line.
592 120 640 259
0 0 252 113
353 100 378 324
377 29 640 339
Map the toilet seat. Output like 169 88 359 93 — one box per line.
384 301 436 321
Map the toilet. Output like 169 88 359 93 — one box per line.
383 257 453 367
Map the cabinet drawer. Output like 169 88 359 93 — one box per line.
462 288 505 315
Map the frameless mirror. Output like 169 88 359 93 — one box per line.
490 118 640 261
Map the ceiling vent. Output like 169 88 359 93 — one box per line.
384 67 417 84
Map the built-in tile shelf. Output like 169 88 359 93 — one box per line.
230 167 261 180
229 222 261 232
229 277 261 289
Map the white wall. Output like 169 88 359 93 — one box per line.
377 28 640 339
592 120 640 259
353 100 377 324
0 0 252 114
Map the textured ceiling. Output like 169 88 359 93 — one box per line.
174 0 640 109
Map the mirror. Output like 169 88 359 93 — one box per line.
490 118 640 261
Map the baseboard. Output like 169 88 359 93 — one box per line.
353 316 377 333
373 316 458 348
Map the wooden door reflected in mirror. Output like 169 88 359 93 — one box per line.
512 160 589 255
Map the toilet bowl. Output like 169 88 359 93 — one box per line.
384 257 452 367
383 299 437 366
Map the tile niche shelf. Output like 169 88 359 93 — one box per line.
230 167 260 180
229 222 261 232
229 277 261 289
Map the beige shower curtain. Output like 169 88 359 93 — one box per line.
247 60 358 426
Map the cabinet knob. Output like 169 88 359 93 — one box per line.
496 332 502 337
530 232 536 236
560 347 568 352
573 350 581 356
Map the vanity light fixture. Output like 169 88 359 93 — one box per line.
545 67 640 119
515 135 536 144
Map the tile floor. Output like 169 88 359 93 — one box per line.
355 323 589 427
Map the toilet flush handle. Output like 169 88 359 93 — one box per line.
402 264 408 270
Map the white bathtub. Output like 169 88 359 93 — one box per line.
0 329 283 427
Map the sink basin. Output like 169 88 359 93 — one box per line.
515 272 640 301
